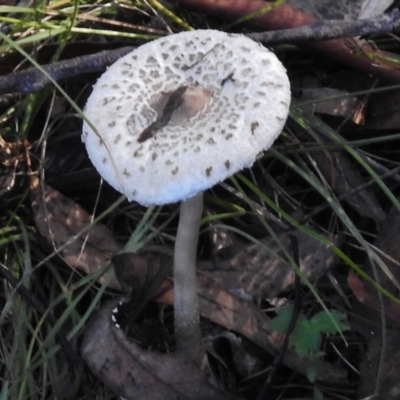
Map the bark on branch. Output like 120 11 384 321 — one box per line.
174 0 400 82
1 4 400 97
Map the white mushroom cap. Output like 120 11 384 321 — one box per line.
82 30 290 206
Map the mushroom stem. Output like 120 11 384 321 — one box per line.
173 192 204 364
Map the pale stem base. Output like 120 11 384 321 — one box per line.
173 192 204 364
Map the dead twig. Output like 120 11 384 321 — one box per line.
246 9 400 44
175 0 400 82
0 46 135 95
2 7 400 96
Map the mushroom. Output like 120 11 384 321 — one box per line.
82 30 291 364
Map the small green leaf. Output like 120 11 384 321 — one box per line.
266 304 294 331
289 320 321 357
267 305 349 361
310 310 349 334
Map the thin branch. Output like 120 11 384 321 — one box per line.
175 0 400 82
0 46 135 95
247 9 400 44
2 8 400 97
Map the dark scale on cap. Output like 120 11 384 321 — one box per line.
103 97 115 105
251 122 259 134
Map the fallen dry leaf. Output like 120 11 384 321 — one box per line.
31 181 123 289
292 87 363 122
200 231 340 298
112 247 173 294
348 269 400 323
81 298 242 400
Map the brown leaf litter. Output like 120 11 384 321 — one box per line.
31 181 347 397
